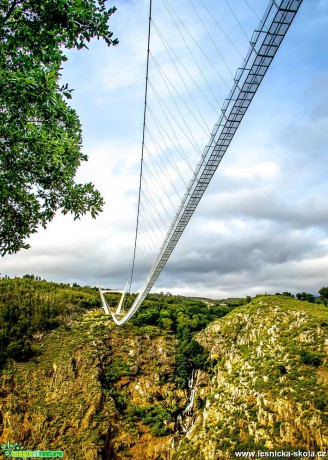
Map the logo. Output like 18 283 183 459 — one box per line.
1 442 63 458
1 443 24 457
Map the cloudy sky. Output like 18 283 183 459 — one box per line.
2 0 328 299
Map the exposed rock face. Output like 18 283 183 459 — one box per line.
0 312 185 459
1 296 327 459
0 314 117 459
174 296 328 459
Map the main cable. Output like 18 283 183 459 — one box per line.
129 0 152 293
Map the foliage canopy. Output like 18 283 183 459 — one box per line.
319 286 328 300
0 0 118 255
0 275 99 366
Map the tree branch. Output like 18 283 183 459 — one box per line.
2 0 19 26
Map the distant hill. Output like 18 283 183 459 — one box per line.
0 278 327 459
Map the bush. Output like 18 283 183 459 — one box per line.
102 359 132 385
300 350 322 367
296 292 315 303
276 364 287 375
314 393 328 411
141 405 174 437
6 338 33 361
195 395 205 410
175 353 190 388
108 388 128 411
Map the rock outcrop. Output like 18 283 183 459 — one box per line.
174 296 328 459
1 296 327 459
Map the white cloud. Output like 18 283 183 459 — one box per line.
224 161 279 180
2 0 328 300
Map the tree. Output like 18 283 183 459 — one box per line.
296 292 315 303
282 292 294 298
319 287 328 300
0 0 118 256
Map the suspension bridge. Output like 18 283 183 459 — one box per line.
99 0 303 325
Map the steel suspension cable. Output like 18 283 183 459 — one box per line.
99 0 304 326
129 0 152 293
152 21 220 114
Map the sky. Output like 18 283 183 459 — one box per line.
2 0 328 299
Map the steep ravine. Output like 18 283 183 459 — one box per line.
1 296 327 459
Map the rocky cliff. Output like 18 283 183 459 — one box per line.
0 311 185 459
0 293 327 459
175 295 328 458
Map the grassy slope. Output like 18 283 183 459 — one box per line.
174 295 328 459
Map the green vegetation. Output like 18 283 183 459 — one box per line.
130 295 236 388
102 358 133 384
0 307 115 458
295 287 328 305
1 277 328 457
319 286 328 299
96 294 236 439
276 288 328 306
0 276 237 446
123 404 175 437
141 405 174 436
173 295 328 459
318 286 328 306
275 292 294 297
175 339 208 388
296 292 315 303
299 349 323 367
0 0 118 255
0 276 99 366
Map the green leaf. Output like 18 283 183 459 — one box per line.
0 0 118 255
